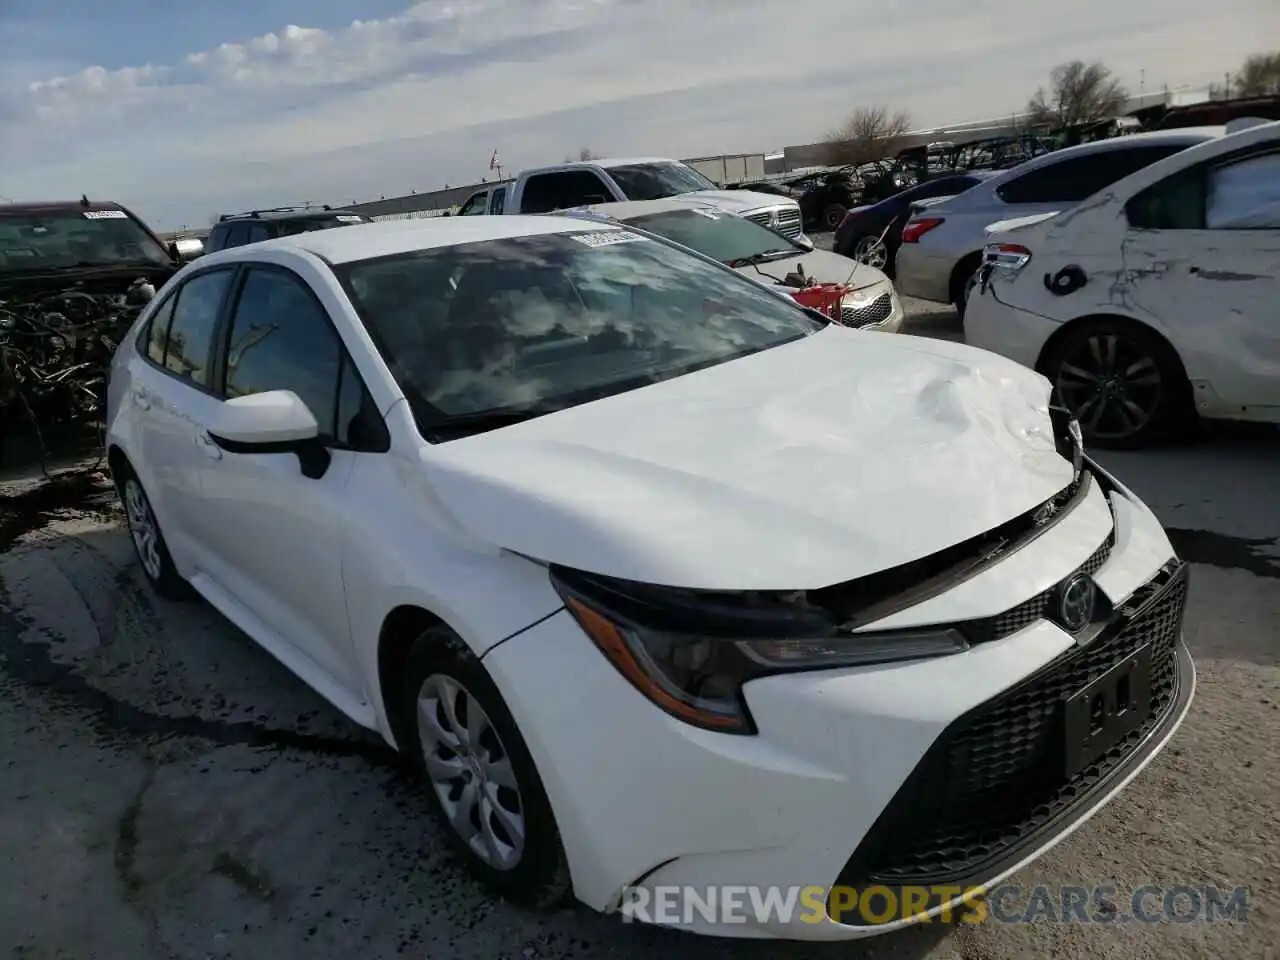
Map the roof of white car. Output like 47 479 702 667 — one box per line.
202 215 618 265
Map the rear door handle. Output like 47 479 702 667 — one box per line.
195 430 223 460
132 388 151 410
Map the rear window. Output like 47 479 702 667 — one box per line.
996 145 1191 205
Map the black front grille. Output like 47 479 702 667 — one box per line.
840 292 894 328
962 531 1115 645
834 563 1188 892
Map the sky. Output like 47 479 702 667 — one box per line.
1 0 1275 231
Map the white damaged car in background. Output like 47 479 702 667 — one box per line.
967 118 1280 448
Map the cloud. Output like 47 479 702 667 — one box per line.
1 0 1275 228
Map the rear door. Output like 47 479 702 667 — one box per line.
132 267 237 570
1123 146 1280 414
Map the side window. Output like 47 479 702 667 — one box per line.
456 192 489 216
556 171 613 207
142 295 177 364
1126 169 1207 230
488 187 506 215
163 270 234 386
334 353 387 450
1206 152 1280 229
222 223 249 248
245 223 271 243
206 226 227 252
998 146 1185 204
1127 150 1280 231
222 268 343 439
520 172 611 213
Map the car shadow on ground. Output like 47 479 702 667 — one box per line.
0 479 958 959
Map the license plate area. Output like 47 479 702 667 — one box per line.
1063 643 1153 779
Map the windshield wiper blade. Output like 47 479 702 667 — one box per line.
423 404 562 442
726 249 793 268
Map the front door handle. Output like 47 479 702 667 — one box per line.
195 430 223 460
132 388 151 410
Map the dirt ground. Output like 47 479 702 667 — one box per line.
1 316 1278 959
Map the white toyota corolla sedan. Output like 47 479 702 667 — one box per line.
105 215 1194 940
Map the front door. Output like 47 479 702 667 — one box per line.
192 264 368 688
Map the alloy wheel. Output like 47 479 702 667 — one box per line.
123 479 163 581
1054 332 1163 442
417 673 526 871
852 235 888 270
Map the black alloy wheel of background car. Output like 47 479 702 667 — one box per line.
1039 318 1194 449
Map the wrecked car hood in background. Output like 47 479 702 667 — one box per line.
416 327 1073 590
686 189 802 214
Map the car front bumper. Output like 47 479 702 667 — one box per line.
482 469 1192 941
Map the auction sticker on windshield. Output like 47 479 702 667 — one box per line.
569 230 647 247
82 210 129 219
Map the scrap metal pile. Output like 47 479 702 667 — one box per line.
0 288 146 467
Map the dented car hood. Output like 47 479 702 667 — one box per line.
417 326 1075 590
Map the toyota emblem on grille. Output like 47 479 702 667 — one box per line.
1056 574 1096 634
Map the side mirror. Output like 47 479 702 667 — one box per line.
205 390 332 479
793 235 815 252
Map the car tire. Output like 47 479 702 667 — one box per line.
823 203 847 231
1040 318 1194 449
115 465 194 601
849 234 890 271
950 256 982 323
402 625 571 909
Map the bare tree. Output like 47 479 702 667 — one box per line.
1233 51 1280 97
820 106 913 166
1026 60 1128 127
565 147 600 162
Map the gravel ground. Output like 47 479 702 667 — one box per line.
1 300 1278 960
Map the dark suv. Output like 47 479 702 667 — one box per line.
206 205 371 252
0 198 189 298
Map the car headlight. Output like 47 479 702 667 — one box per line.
551 567 969 734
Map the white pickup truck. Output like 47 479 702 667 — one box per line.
452 157 809 243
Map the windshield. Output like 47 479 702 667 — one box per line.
337 229 822 436
607 163 720 200
625 209 797 264
0 209 171 273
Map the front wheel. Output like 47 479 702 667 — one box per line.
1041 320 1193 448
823 203 847 231
850 234 890 272
403 626 571 908
117 469 194 600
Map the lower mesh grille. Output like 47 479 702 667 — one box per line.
834 562 1188 892
840 292 894 328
